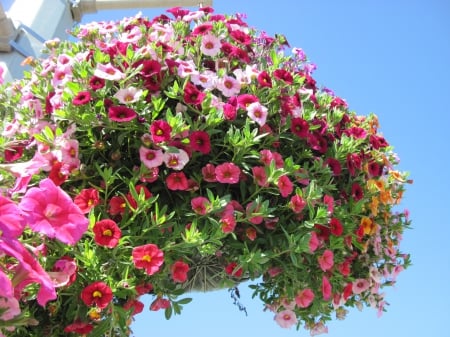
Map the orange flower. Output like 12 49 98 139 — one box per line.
380 189 394 205
369 196 379 216
360 217 376 236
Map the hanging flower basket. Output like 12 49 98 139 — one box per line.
0 6 411 337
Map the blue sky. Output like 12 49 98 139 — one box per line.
4 0 450 336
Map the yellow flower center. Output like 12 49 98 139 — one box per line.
142 255 152 262
103 229 112 237
92 290 102 298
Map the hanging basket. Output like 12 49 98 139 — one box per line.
0 6 411 337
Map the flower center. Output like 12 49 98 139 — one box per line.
142 255 152 262
92 290 103 298
103 229 112 237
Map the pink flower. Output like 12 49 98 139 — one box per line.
201 163 217 182
150 120 172 143
252 166 269 187
323 194 334 214
246 201 264 225
139 147 164 169
163 149 189 170
215 162 241 184
289 194 306 213
318 250 334 272
310 322 329 336
150 297 170 311
295 289 315 308
0 195 25 239
0 238 56 306
352 278 370 294
309 232 321 252
132 244 164 275
48 257 78 287
220 213 236 233
19 178 88 245
247 101 268 126
191 196 211 215
108 105 137 122
200 33 221 56
217 75 241 97
170 261 190 283
274 309 297 329
278 175 293 197
322 276 332 301
94 62 125 81
166 172 189 191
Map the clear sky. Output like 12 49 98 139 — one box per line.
5 0 450 336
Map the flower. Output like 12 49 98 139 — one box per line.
170 261 190 283
274 309 298 329
80 281 113 309
19 178 88 245
0 7 411 337
93 219 122 248
132 244 164 275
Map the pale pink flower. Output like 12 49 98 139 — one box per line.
19 178 88 245
217 75 241 97
114 86 144 104
191 70 217 90
318 250 334 272
52 67 72 87
215 162 241 184
0 296 20 321
200 33 221 56
295 289 315 308
119 26 142 43
163 148 189 170
247 101 268 126
352 278 370 294
177 59 198 78
274 309 298 329
233 65 258 85
139 147 164 168
309 322 329 336
94 63 125 81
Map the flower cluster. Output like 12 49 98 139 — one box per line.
0 7 411 337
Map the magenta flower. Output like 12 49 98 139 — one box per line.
166 172 189 191
150 120 172 143
0 195 25 239
278 175 293 197
19 178 88 245
252 166 269 187
108 106 137 122
191 196 211 215
215 162 241 184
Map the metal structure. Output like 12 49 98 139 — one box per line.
0 0 212 82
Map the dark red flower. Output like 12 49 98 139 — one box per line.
229 29 252 45
330 217 343 236
273 69 294 84
108 106 137 122
369 134 389 149
89 76 105 90
225 262 243 278
325 158 342 176
257 71 272 88
291 117 309 138
351 183 364 201
368 160 382 177
189 130 211 154
72 91 91 106
93 219 121 248
80 281 113 309
346 153 362 176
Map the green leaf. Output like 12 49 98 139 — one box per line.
176 297 192 305
164 305 173 320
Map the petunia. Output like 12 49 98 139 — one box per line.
132 244 164 275
277 175 293 197
217 75 241 97
220 213 236 233
108 105 137 122
330 217 343 236
170 261 190 283
74 188 100 214
310 322 329 336
0 195 25 239
93 219 122 248
289 194 307 214
183 82 206 105
318 249 334 272
291 117 309 138
150 297 170 311
351 182 364 201
215 162 241 184
224 262 243 278
252 166 269 187
191 196 211 215
50 256 77 287
295 289 315 308
274 309 297 329
19 178 88 245
114 86 144 104
257 70 272 88
201 163 217 182
163 148 189 170
322 275 332 301
200 33 221 56
123 298 145 315
246 102 268 126
72 91 91 105
94 63 125 81
139 147 164 169
150 120 172 143
309 231 321 253
64 321 94 334
166 172 189 191
80 281 113 309
352 278 370 294
189 130 211 154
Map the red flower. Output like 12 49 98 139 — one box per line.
132 244 164 275
74 188 100 213
351 182 364 201
4 145 24 162
278 175 293 197
64 320 94 334
48 161 68 186
170 260 190 283
80 281 113 309
346 153 362 176
183 82 205 105
189 130 211 154
225 262 243 278
273 69 293 84
72 91 91 105
330 217 343 236
108 195 126 215
150 297 171 311
126 185 152 210
108 105 137 122
150 120 172 143
220 213 236 233
123 298 144 315
166 172 189 191
93 219 121 248
291 117 309 138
